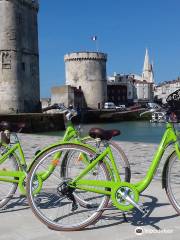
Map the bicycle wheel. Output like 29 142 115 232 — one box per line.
0 145 18 208
165 152 180 214
61 139 131 182
27 144 110 231
61 140 130 208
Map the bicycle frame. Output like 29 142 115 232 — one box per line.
0 142 26 184
0 120 108 195
70 122 180 196
0 120 79 195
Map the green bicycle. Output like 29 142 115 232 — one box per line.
0 104 130 208
27 95 180 231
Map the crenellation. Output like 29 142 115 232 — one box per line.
64 52 107 62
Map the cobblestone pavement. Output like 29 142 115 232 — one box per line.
0 134 180 240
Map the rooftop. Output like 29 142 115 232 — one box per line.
157 78 180 87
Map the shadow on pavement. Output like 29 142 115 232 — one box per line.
0 196 29 213
86 194 179 231
0 193 179 232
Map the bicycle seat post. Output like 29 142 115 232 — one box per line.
95 138 101 149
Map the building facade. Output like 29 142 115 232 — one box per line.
50 49 154 109
0 0 40 113
107 74 133 105
107 49 154 105
154 78 180 103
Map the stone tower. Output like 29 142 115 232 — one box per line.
0 0 40 113
64 52 107 109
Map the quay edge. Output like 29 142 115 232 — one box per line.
0 109 165 133
0 113 65 133
78 109 151 123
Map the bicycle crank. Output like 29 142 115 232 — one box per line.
111 182 146 213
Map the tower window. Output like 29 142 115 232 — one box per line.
2 51 11 69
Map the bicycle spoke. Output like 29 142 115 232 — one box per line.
27 144 110 230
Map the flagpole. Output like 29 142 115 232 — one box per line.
91 36 99 52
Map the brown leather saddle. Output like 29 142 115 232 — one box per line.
0 121 26 132
89 128 120 141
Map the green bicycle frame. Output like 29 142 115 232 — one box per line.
38 121 79 181
0 120 79 194
70 122 180 196
0 120 109 195
0 142 26 183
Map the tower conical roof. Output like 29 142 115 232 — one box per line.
143 49 150 71
142 49 154 83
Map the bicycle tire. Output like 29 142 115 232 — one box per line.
27 144 110 231
0 144 18 208
165 152 180 214
61 139 131 182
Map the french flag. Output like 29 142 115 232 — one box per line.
91 36 97 41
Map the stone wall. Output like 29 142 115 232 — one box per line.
51 85 85 110
64 52 107 109
0 0 40 113
0 112 65 132
51 86 73 107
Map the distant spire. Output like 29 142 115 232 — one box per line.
143 49 150 71
142 49 154 83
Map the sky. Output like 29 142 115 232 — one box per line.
39 0 180 97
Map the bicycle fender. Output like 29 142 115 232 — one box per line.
175 142 180 160
27 141 97 172
162 150 176 189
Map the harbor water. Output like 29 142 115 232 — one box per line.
40 121 180 144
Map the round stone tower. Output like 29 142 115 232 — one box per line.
0 0 40 113
64 52 107 109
